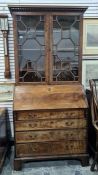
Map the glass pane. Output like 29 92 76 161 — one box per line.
52 15 80 82
57 16 75 29
71 22 79 46
17 15 45 82
87 25 98 47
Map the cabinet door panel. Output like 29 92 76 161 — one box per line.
17 15 46 82
52 15 80 82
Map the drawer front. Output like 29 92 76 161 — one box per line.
16 141 87 157
15 129 87 143
15 109 84 121
15 119 87 131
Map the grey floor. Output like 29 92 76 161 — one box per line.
1 148 98 175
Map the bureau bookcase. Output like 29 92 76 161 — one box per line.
11 6 88 170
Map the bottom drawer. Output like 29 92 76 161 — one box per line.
16 141 87 157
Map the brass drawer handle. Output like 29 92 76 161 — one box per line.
29 123 37 128
29 123 33 127
28 113 36 118
66 122 73 126
28 113 32 117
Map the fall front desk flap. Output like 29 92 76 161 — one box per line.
13 84 88 111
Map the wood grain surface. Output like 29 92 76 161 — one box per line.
15 129 87 143
15 118 87 131
16 141 87 157
15 109 84 120
14 85 88 111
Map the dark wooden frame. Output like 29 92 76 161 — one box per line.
12 7 86 84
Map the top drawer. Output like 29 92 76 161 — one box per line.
15 109 85 121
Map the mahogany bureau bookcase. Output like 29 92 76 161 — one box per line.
10 6 89 170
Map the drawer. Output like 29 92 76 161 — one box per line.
15 109 84 121
15 129 87 143
15 118 87 131
16 141 87 157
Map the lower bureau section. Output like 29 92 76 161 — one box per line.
16 141 87 158
13 84 89 170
